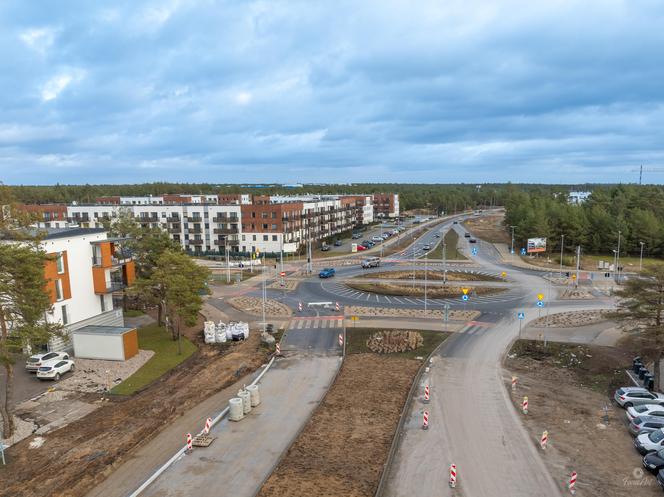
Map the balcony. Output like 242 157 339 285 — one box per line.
212 216 228 223
186 216 203 222
188 239 204 246
166 216 181 222
213 228 237 234
168 226 181 233
188 227 203 234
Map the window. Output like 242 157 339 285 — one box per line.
263 235 268 241
271 224 277 230
262 224 268 229
100 295 106 312
251 212 256 218
56 252 65 274
252 235 257 241
55 279 64 301
242 235 246 241
272 212 277 219
61 305 68 325
261 212 268 218
272 235 278 241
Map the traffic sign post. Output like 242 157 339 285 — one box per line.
444 303 450 331
471 247 478 256
518 311 525 337
350 315 359 328
520 248 526 256
461 294 469 301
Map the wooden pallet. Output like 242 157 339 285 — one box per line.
192 434 215 447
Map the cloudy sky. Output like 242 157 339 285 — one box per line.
1 0 664 185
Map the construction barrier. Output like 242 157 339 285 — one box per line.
276 343 281 356
338 333 344 347
423 384 430 403
204 417 212 435
298 302 303 312
449 463 457 488
522 396 528 414
422 411 429 430
540 430 548 450
569 471 577 494
186 433 192 453
335 301 340 312
511 376 517 390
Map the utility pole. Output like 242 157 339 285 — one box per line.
510 226 516 257
640 241 645 271
380 222 384 257
616 230 622 283
575 245 581 288
262 253 267 334
424 249 428 315
443 238 447 285
559 234 565 276
225 239 230 284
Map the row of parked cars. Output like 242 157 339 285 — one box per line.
615 358 664 488
25 351 76 381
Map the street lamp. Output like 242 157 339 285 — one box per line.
640 241 645 271
510 226 516 257
424 248 428 315
616 230 622 282
559 234 565 276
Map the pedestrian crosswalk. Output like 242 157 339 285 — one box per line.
458 321 491 336
288 317 344 330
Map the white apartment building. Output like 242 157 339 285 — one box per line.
38 228 135 351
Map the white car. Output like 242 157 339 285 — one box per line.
615 387 664 408
635 429 664 454
36 359 75 381
25 352 69 372
372 235 383 242
628 405 664 422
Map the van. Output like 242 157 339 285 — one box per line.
361 257 381 269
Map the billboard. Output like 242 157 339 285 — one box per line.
527 237 547 253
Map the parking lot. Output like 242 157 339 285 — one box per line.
316 219 417 256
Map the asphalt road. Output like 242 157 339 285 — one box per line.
382 225 614 497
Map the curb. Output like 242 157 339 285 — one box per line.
374 337 448 497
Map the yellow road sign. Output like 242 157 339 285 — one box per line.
461 287 469 295
350 316 359 321
537 293 544 301
572 274 577 280
501 271 507 278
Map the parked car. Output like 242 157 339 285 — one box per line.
635 428 664 454
352 233 362 239
615 387 664 408
644 449 664 474
361 257 381 269
356 244 367 251
658 469 664 490
321 244 330 252
25 352 69 372
319 268 336 278
628 405 664 422
334 240 343 247
36 359 75 381
629 416 664 436
362 240 373 248
469 238 477 243
464 232 471 238
372 235 383 242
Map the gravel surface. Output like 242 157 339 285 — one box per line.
346 305 480 321
530 310 610 328
228 296 293 317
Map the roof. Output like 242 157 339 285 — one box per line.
71 325 136 336
90 236 131 245
37 227 106 240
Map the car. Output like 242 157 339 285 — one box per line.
356 244 367 251
36 359 75 381
391 230 399 235
362 240 373 248
635 428 664 454
644 449 664 474
361 257 380 269
381 233 389 239
334 240 343 247
464 232 471 238
658 469 664 489
319 268 335 278
422 244 431 251
351 233 362 239
434 234 440 238
453 221 459 224
629 416 664 436
469 238 477 243
25 352 70 372
321 245 330 252
615 387 664 408
372 235 383 242
628 405 664 422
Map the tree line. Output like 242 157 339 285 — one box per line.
504 185 664 258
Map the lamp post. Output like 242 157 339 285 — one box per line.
616 230 622 283
559 234 565 276
640 241 645 271
424 249 428 315
510 225 516 257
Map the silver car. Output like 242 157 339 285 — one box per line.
629 416 664 436
627 405 664 422
615 387 664 408
635 429 664 454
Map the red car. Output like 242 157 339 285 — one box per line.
356 244 367 251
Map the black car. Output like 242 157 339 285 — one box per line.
658 469 664 490
464 232 471 238
334 240 343 246
644 449 664 474
469 238 477 243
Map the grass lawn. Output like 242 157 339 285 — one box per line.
111 324 197 395
346 327 448 359
123 309 145 318
420 228 467 260
520 253 663 271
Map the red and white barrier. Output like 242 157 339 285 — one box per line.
338 333 344 347
276 343 281 356
540 430 548 450
423 384 430 403
511 376 517 390
422 411 429 430
522 396 529 414
568 471 577 494
335 301 340 312
204 417 212 435
449 463 457 488
186 433 193 452
298 301 303 312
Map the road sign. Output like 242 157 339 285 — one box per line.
461 287 469 295
520 248 526 256
471 247 478 256
501 271 507 278
537 301 544 308
279 271 286 277
350 316 359 321
537 293 544 301
462 294 469 301
572 274 577 280
518 312 525 320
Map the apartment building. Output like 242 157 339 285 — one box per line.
372 193 400 218
38 227 135 351
18 203 69 228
